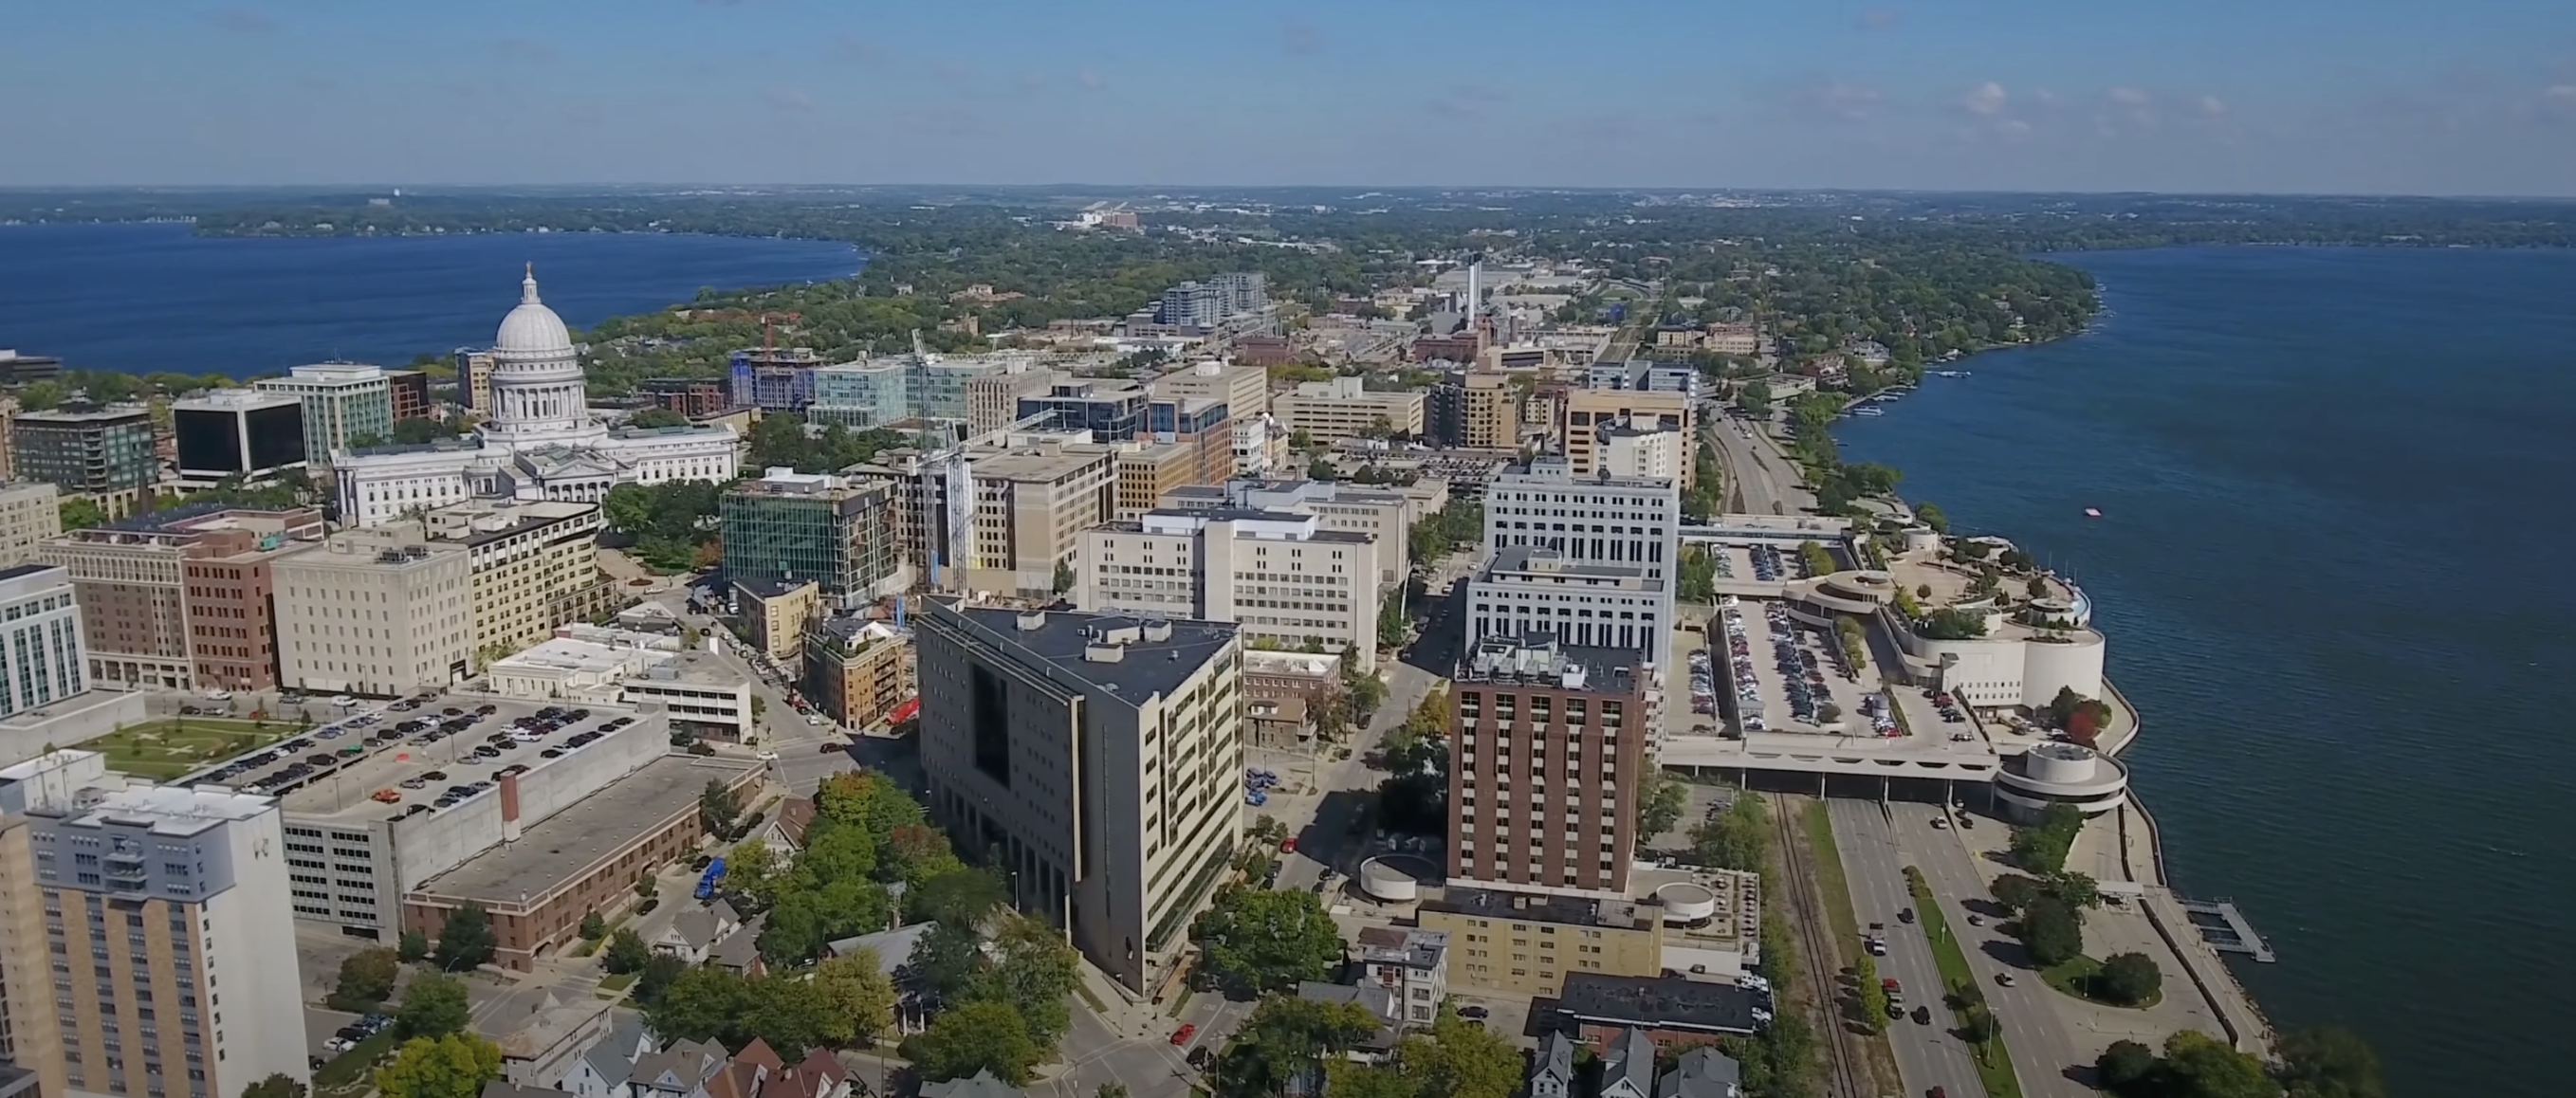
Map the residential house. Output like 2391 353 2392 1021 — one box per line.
1601 1027 1658 1098
1354 927 1449 1027
1660 1046 1746 1098
701 1038 853 1098
1529 1032 1578 1098
710 919 767 977
1295 980 1398 1029
826 922 939 1034
559 1015 654 1098
760 796 819 859
487 1084 579 1098
919 1071 1031 1098
654 900 743 963
626 1039 727 1098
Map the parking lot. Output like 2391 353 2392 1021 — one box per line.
1717 598 1886 737
193 697 653 821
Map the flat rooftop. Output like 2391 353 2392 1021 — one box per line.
195 697 656 820
950 605 1237 705
411 754 760 904
1421 884 1655 931
1556 973 1764 1034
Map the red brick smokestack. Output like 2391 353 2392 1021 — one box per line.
500 771 522 843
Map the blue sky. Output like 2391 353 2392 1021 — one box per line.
8 0 2576 194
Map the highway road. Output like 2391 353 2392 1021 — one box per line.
1892 810 2100 1098
1830 798 1992 1098
1707 410 1815 517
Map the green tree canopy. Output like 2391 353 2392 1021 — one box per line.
376 1034 502 1098
332 947 400 1011
1191 887 1348 996
396 973 470 1039
602 927 652 975
2277 1027 2385 1098
243 1073 307 1098
903 1000 1042 1086
1690 790 1771 871
2093 952 2162 1006
2018 897 2086 968
814 950 899 1046
433 905 497 970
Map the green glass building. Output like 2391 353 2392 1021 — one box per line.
719 469 898 599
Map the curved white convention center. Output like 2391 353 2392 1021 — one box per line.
1993 741 2129 819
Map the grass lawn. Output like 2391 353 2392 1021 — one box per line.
85 718 301 780
598 972 636 992
1906 867 2026 1098
2042 955 2162 1010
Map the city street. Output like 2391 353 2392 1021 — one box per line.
1829 797 1992 1098
1707 409 1816 517
1893 810 2099 1098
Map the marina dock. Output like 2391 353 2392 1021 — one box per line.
2176 897 2277 962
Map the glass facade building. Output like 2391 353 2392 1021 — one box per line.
719 471 899 599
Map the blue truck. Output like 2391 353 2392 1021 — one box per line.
694 856 727 900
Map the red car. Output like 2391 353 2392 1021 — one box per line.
1170 1023 1196 1046
1280 837 1297 853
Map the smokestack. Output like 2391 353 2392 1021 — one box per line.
1465 262 1481 319
500 772 522 843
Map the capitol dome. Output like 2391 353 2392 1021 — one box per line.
495 265 574 357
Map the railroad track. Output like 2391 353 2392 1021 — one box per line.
1774 796 1871 1098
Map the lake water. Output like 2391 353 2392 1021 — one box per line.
0 223 861 377
1834 246 2576 1098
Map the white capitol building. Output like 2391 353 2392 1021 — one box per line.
333 267 741 526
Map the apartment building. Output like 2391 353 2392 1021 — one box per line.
1355 926 1451 1026
1564 389 1697 490
0 482 61 566
637 378 732 419
1019 377 1150 439
1151 361 1271 422
1142 396 1235 486
455 350 497 415
419 500 611 666
855 442 1116 598
1463 372 1519 450
385 370 432 422
7 751 307 1098
1273 376 1426 444
1596 426 1684 483
801 615 913 730
11 406 156 518
1160 479 1418 586
0 564 88 720
272 523 473 695
739 580 821 665
1417 885 1664 997
170 390 309 490
42 506 325 692
254 363 396 462
718 468 901 601
1466 458 1680 665
0 810 67 1098
917 604 1244 997
1077 508 1382 669
1447 633 1656 897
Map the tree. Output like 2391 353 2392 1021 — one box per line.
968 914 1082 1050
909 866 1009 928
1214 997 1380 1098
2045 870 2103 910
1990 873 2044 913
397 928 430 962
433 905 497 970
2008 802 2085 874
1635 769 1687 854
243 1074 307 1098
1678 544 1718 602
1855 954 1886 1032
630 408 690 429
2161 1031 2282 1098
2025 575 2050 600
1690 791 1770 871
1192 887 1347 996
1390 1009 1524 1098
2093 952 2162 1006
331 947 400 1011
700 778 744 837
815 950 899 1046
881 824 966 888
1307 457 1336 481
1915 502 1949 533
2277 1026 2385 1098
2018 897 2085 968
392 417 451 444
59 497 106 531
2097 1040 2161 1094
579 910 608 941
723 839 782 910
19 380 64 412
1052 558 1076 594
903 1000 1041 1086
634 954 688 1004
375 1034 502 1098
601 483 653 535
602 927 651 975
396 973 471 1039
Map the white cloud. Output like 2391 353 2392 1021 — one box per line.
2107 86 2152 107
764 87 814 113
1077 69 1105 91
1963 82 2007 116
2193 94 2230 119
2548 84 2576 101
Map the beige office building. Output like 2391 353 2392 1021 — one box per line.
1158 479 1420 588
965 366 1058 435
856 441 1117 598
1463 372 1518 449
1113 444 1205 522
1151 361 1271 421
1274 377 1426 443
1416 885 1665 998
0 482 61 566
273 523 473 695
2 751 308 1098
1564 389 1697 490
42 506 325 692
420 500 612 667
1078 507 1382 670
917 605 1245 997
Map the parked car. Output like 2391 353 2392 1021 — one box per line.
1170 1024 1196 1046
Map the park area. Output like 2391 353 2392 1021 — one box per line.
85 718 298 780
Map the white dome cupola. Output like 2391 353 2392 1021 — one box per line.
484 265 599 440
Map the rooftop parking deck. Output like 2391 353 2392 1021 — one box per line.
408 753 758 906
189 696 658 821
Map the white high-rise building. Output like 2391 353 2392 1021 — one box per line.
6 750 307 1098
332 268 740 527
272 524 473 695
1076 507 1383 669
1464 457 1679 665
